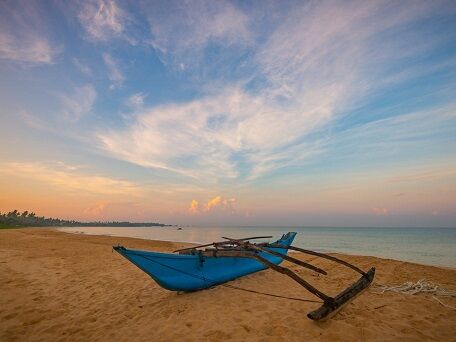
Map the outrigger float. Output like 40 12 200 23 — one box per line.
113 232 375 320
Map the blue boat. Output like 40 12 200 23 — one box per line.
113 232 297 291
113 232 375 320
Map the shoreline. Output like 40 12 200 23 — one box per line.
1 228 455 341
56 226 456 270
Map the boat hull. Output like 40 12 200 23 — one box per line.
114 232 297 291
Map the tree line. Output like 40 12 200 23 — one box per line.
0 210 169 228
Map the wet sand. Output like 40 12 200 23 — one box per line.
1 228 455 341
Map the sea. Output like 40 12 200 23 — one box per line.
58 226 456 268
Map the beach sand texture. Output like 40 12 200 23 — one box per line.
1 228 455 341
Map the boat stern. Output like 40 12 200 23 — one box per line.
277 232 297 247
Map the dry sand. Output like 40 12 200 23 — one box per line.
1 228 455 341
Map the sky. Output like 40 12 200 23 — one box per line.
0 0 455 227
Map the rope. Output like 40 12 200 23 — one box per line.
219 283 322 303
372 279 456 310
126 250 322 304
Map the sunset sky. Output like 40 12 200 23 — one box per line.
0 0 455 227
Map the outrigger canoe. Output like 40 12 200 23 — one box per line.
113 232 375 320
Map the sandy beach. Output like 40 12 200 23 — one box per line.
1 228 455 341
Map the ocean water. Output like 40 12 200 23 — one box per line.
58 226 456 268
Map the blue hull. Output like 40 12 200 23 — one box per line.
114 232 297 291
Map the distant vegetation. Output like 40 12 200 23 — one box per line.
0 210 169 228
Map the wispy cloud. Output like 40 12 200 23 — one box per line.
77 0 132 43
145 0 252 71
324 105 456 166
72 58 92 76
0 161 139 196
388 171 451 183
98 88 252 180
103 53 124 88
127 92 146 108
19 110 47 130
0 32 60 65
0 1 60 65
98 84 327 181
60 84 97 121
148 1 251 49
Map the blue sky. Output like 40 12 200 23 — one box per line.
0 0 455 226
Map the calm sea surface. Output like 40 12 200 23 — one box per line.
58 226 456 268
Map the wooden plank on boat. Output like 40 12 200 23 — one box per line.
222 237 328 275
200 250 257 258
173 236 273 253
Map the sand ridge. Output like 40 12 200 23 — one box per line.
1 228 455 341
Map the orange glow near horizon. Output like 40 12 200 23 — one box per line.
1 159 455 226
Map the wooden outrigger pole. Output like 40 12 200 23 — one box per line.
264 243 375 320
183 236 375 321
